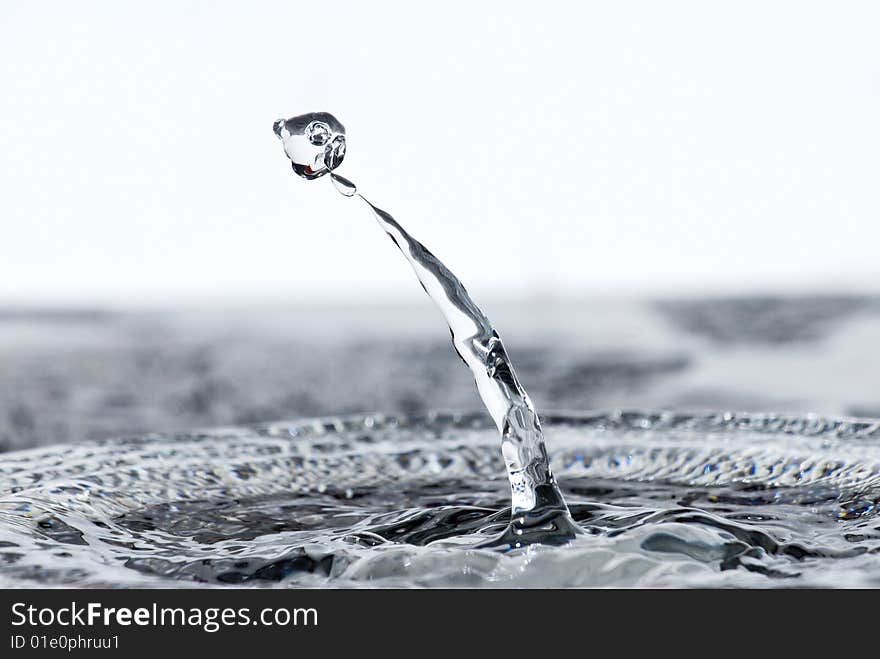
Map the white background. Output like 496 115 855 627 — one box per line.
1 1 878 306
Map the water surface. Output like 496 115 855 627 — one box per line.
2 411 879 587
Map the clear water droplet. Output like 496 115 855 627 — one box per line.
330 173 357 197
273 112 346 180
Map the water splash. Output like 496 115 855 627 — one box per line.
274 112 579 547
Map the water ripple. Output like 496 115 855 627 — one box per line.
1 411 879 587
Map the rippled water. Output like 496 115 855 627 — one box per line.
2 411 879 588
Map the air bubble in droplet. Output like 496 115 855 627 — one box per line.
307 121 331 146
324 135 346 170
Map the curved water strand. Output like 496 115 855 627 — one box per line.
329 173 580 546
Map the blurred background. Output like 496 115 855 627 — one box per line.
1 1 879 450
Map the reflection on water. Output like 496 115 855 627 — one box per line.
1 295 879 452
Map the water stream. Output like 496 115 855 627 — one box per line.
274 111 582 547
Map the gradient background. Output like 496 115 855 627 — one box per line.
2 2 880 452
2 1 878 307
